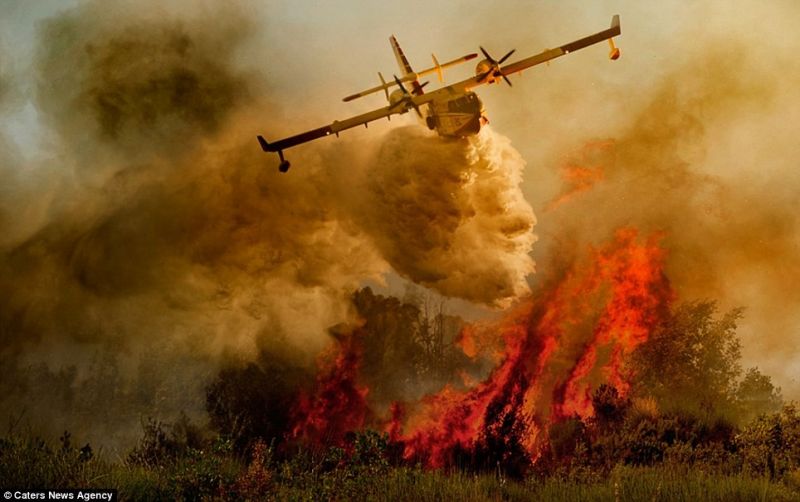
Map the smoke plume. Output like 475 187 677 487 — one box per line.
0 0 536 448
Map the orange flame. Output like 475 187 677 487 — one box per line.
289 331 369 447
390 228 673 468
546 139 614 211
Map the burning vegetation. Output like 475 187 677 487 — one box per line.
204 227 785 485
3 1 800 498
256 229 780 477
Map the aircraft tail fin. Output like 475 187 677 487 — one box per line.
390 35 415 78
390 36 426 96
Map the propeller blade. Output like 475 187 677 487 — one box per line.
393 75 409 96
411 102 422 118
479 46 495 64
502 74 513 87
498 48 516 64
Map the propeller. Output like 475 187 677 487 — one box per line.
478 46 515 86
391 75 423 117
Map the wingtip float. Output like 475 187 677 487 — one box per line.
258 15 622 173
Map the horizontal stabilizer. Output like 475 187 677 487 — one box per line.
343 52 477 102
417 53 478 81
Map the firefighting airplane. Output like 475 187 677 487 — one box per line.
258 15 621 172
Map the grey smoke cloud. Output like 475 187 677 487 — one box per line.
0 0 538 445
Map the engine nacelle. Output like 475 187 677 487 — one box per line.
389 89 406 108
475 59 500 84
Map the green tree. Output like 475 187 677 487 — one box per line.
632 301 743 421
736 367 783 423
205 353 309 452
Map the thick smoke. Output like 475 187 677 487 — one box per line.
0 39 26 247
0 0 379 448
3 1 378 357
0 0 536 448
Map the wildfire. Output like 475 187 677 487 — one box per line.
289 228 673 470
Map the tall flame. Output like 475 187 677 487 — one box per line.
391 228 672 468
289 331 369 447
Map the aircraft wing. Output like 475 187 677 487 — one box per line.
500 15 621 77
412 15 621 102
258 104 402 154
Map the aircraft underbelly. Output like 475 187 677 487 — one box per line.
436 113 482 137
431 92 484 138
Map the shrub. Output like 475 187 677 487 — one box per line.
127 415 207 468
0 431 102 489
736 404 800 479
230 439 274 500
